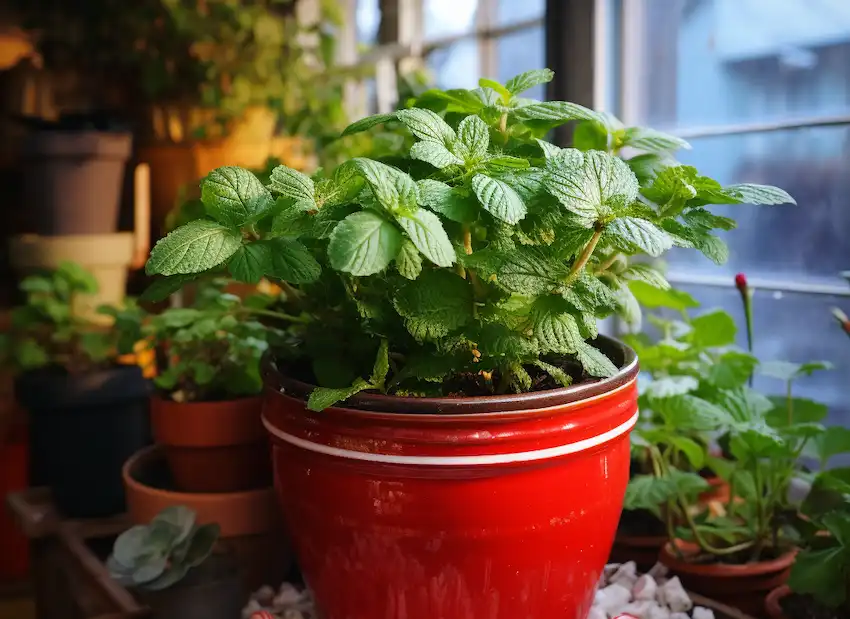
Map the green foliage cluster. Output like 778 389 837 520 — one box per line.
624 286 843 563
0 262 138 373
142 68 794 410
108 506 219 591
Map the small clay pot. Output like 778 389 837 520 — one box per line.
699 476 731 505
609 533 666 571
660 540 796 616
765 585 790 619
151 396 270 493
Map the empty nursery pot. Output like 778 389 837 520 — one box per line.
151 396 270 493
17 365 152 518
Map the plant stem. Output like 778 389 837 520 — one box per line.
786 380 793 426
594 253 620 275
498 112 508 139
462 225 473 256
244 308 310 324
567 225 604 281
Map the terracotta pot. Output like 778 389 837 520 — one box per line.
151 396 270 493
765 585 790 619
610 533 667 571
699 475 731 504
122 445 291 590
0 421 28 582
659 540 796 617
262 335 639 619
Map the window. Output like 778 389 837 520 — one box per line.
608 0 850 425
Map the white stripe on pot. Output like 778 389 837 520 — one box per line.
261 411 639 466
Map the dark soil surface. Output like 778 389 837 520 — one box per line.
685 545 787 566
780 593 844 619
617 509 666 537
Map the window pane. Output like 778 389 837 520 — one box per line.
661 285 850 430
428 40 480 90
425 0 479 39
664 126 850 282
497 26 546 100
356 0 381 46
630 0 850 128
498 0 544 25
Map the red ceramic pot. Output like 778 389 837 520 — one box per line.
765 585 790 619
262 336 639 619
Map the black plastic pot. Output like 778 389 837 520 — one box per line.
16 365 152 518
135 554 245 619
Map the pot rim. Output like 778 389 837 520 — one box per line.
660 540 797 577
262 334 638 416
765 585 791 619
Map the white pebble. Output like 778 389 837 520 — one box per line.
647 563 669 580
647 605 670 619
241 600 262 619
587 608 607 619
692 607 714 619
657 577 692 613
604 563 622 579
620 600 655 618
670 613 690 619
273 583 302 608
253 585 275 605
632 574 657 601
596 583 632 614
610 561 639 588
283 611 304 619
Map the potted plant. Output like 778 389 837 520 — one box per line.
107 505 245 619
615 294 753 569
141 68 794 618
0 261 151 518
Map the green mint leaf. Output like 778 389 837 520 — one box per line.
621 127 690 153
417 179 479 223
662 219 729 265
682 208 736 232
477 323 536 358
626 153 678 185
393 270 473 341
544 149 639 227
614 280 642 329
415 88 486 114
228 243 272 284
327 211 403 276
395 208 457 267
629 281 699 311
308 378 371 411
788 547 847 608
709 351 759 390
395 108 457 145
511 101 600 127
17 339 49 369
645 376 699 399
572 121 610 152
139 274 197 303
201 166 274 227
721 183 796 205
485 156 530 170
394 240 422 280
147 220 243 276
410 141 464 168
687 309 736 348
621 264 670 289
478 78 512 104
345 158 418 212
265 238 322 283
270 203 313 238
341 113 397 137
505 69 554 95
269 166 317 211
471 174 527 224
606 216 673 257
575 341 618 378
370 339 390 389
457 114 490 163
531 297 583 354
572 272 620 313
532 359 573 387
536 139 564 159
759 360 833 382
494 246 568 294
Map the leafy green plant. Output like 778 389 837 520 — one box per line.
142 68 794 411
0 262 140 373
107 506 219 591
126 280 294 402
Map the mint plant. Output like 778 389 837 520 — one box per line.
0 261 139 373
142 68 795 410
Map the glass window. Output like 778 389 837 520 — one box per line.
631 0 850 129
497 0 545 25
356 0 381 46
424 0 479 40
497 26 546 99
428 40 480 90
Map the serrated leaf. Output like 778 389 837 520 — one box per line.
228 243 272 284
308 378 371 411
341 112 397 136
505 69 554 95
759 360 833 382
572 272 620 312
265 238 321 283
416 179 479 223
575 341 617 378
471 174 527 224
495 246 568 294
615 280 642 329
645 376 699 398
531 298 583 354
511 101 600 126
721 183 795 206
485 156 530 170
687 309 736 348
410 141 464 168
147 220 243 276
788 547 848 608
709 351 758 389
327 211 403 276
544 149 639 227
345 158 418 212
670 436 706 470
393 270 473 340
626 153 678 185
478 78 512 103
536 139 563 159
139 274 197 303
395 208 456 267
629 281 699 311
394 240 422 280
477 323 536 358
682 208 736 231
532 360 573 387
370 339 390 389
622 264 670 289
396 108 457 145
607 216 673 257
268 166 316 211
201 166 274 227
652 395 733 431
457 114 489 162
622 127 691 153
